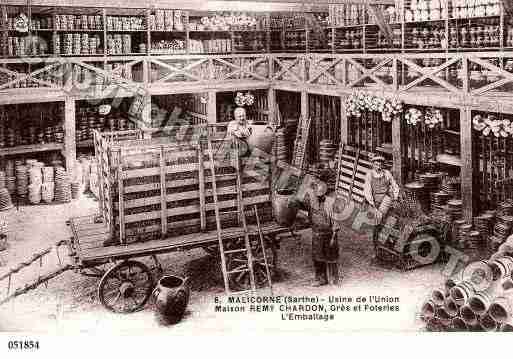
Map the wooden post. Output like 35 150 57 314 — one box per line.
198 144 206 231
159 146 168 237
340 94 348 145
460 106 474 222
268 87 276 125
207 91 216 124
301 90 308 122
141 95 152 132
392 113 403 186
64 97 76 179
117 148 125 244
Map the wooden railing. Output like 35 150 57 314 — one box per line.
2 52 513 104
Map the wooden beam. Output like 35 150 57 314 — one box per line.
391 113 403 186
460 106 474 222
64 97 76 179
268 87 276 125
207 91 217 124
340 94 348 145
300 90 308 122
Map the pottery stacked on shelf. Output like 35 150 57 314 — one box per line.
27 160 44 204
54 166 71 203
0 170 13 211
41 166 55 204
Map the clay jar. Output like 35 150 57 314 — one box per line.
153 275 190 325
245 124 275 155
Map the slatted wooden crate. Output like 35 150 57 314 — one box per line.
94 126 272 245
335 144 373 203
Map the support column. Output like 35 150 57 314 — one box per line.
268 87 276 125
340 94 348 145
64 97 76 178
141 95 152 127
300 90 308 121
392 113 404 186
460 105 475 222
207 91 217 124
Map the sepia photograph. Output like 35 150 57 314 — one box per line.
0 1 512 348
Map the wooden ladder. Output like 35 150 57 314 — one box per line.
206 135 257 294
232 139 257 293
292 116 312 170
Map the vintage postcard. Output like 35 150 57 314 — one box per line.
1 1 513 350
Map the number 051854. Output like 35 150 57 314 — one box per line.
7 340 40 350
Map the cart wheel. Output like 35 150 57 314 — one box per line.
98 260 154 313
227 236 275 292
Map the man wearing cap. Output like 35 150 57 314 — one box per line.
290 170 341 286
227 107 252 139
363 155 400 228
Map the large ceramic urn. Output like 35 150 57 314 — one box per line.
153 275 190 325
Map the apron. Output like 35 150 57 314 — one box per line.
370 172 393 245
307 194 339 263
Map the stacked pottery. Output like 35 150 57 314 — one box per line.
274 128 287 162
41 166 55 203
54 166 71 203
0 170 13 211
15 164 28 201
0 170 4 189
319 140 337 168
28 165 43 204
71 181 81 199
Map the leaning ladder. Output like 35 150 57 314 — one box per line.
232 139 257 293
206 135 257 294
292 116 312 170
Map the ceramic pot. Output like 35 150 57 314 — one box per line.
245 124 275 155
153 275 190 325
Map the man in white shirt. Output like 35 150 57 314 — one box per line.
363 155 400 250
363 155 400 222
227 107 252 139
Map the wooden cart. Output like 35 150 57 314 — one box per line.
65 125 287 313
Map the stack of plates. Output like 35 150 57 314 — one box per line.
0 171 5 189
6 177 15 195
450 219 467 246
54 167 71 203
5 160 14 177
15 165 28 199
71 181 81 199
474 214 494 246
431 191 450 215
0 188 13 211
28 183 42 204
404 181 430 214
458 223 473 249
465 230 483 250
441 176 461 199
447 199 463 221
419 173 441 192
42 167 54 183
274 128 287 162
497 201 513 217
29 166 43 185
493 215 513 239
319 140 337 167
41 182 55 203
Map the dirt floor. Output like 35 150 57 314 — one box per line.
0 194 449 333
